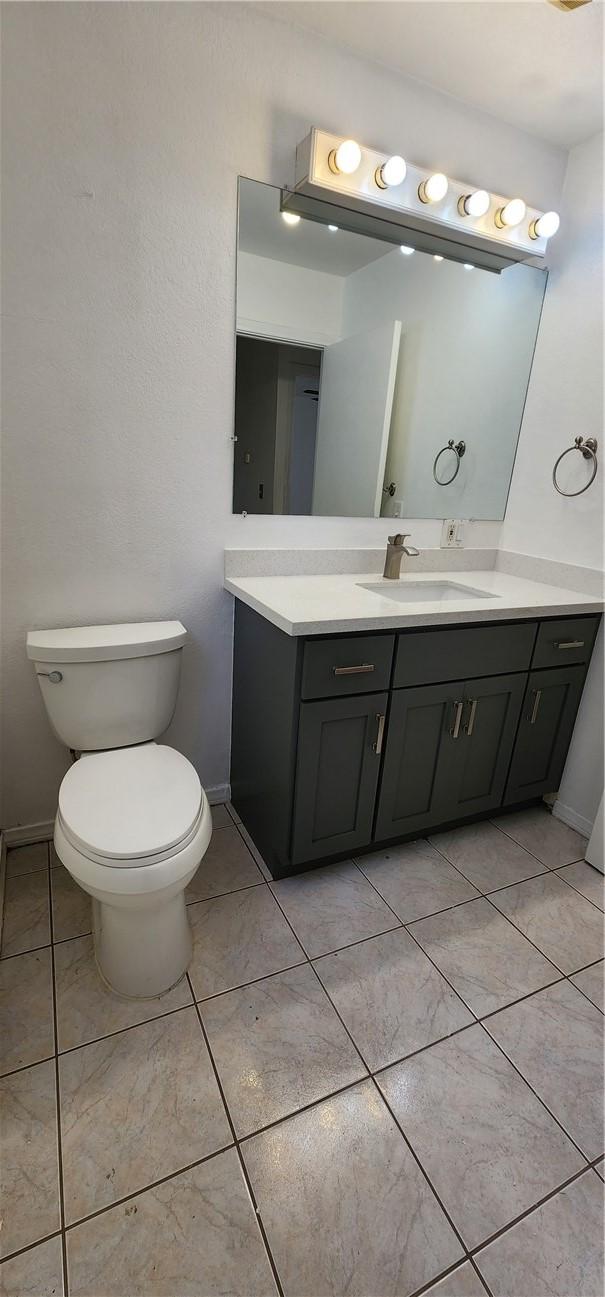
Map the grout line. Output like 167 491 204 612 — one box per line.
187 974 285 1297
469 1161 598 1259
46 842 69 1297
488 815 587 872
551 865 605 915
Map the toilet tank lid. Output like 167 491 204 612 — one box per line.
26 621 187 663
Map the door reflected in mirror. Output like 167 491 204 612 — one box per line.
233 178 547 520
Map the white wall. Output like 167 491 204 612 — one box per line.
501 132 604 833
237 251 343 346
1 1 567 826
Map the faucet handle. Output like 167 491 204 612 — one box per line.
387 533 409 547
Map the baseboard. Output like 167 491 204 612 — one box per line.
552 799 592 841
205 783 231 806
3 820 55 847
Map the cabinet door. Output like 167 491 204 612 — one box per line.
375 682 464 841
291 693 388 864
504 665 586 805
450 673 526 818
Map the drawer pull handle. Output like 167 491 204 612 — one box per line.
529 689 542 725
554 640 584 650
450 700 464 740
333 663 375 676
373 713 386 755
465 698 477 737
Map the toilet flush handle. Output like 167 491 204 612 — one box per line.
37 670 63 683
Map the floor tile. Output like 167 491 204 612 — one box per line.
485 980 604 1158
490 872 604 974
188 885 304 1000
0 948 54 1075
210 803 234 829
423 1262 488 1297
242 1080 463 1297
233 820 272 880
557 860 604 910
54 934 192 1052
51 868 91 942
66 1148 276 1297
0 1236 64 1296
185 825 262 903
492 806 587 867
356 839 479 923
314 927 473 1072
1 871 50 958
571 961 604 1013
409 897 558 1017
377 1024 583 1250
271 861 399 958
475 1169 604 1296
429 821 547 892
202 963 365 1136
59 1006 231 1223
6 842 49 878
0 1059 61 1257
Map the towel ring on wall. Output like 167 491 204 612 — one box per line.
552 436 598 497
433 439 466 486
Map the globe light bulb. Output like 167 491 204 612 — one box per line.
418 173 448 204
328 139 362 175
495 197 526 229
458 189 490 218
530 211 560 240
375 155 407 189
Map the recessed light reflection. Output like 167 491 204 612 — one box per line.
464 263 475 270
400 245 415 256
433 255 444 262
281 211 300 226
328 224 338 232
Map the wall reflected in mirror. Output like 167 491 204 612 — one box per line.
233 178 547 520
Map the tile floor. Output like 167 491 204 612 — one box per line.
1 805 603 1297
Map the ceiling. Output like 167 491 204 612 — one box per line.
256 0 603 150
238 177 393 275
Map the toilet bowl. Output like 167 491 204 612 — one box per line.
54 743 212 998
27 620 211 999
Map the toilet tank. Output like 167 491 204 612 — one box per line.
26 622 187 751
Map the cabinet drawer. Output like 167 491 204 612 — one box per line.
393 621 536 688
301 634 394 700
531 616 600 670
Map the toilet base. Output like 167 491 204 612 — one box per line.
92 893 193 999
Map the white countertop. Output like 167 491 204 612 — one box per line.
224 569 603 636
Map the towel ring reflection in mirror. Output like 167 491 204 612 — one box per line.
433 439 466 486
552 436 598 497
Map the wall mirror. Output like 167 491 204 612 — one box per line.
233 177 547 520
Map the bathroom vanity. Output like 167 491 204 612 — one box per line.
227 570 601 878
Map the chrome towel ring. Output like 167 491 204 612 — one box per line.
433 439 466 486
553 436 598 497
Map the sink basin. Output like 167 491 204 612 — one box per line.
358 580 495 603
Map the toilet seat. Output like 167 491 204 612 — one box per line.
58 742 202 867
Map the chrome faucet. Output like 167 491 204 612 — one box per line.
383 532 420 579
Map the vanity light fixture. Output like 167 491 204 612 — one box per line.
458 189 490 218
418 172 448 204
328 138 362 175
375 154 407 189
495 197 526 229
328 224 339 232
281 211 300 226
529 210 560 240
400 244 415 255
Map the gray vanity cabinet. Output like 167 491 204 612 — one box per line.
291 693 388 863
375 672 526 840
504 664 587 804
230 601 600 878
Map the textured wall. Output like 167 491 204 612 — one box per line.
1 2 567 825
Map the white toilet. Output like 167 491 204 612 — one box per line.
26 621 212 999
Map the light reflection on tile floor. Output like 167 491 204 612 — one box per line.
1 805 603 1296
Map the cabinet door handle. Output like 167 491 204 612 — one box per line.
333 663 375 676
553 640 584 650
465 698 477 737
373 713 386 755
529 689 542 725
450 700 464 740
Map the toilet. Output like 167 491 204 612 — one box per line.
26 621 212 999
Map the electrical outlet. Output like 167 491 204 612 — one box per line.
441 519 465 548
392 499 404 518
